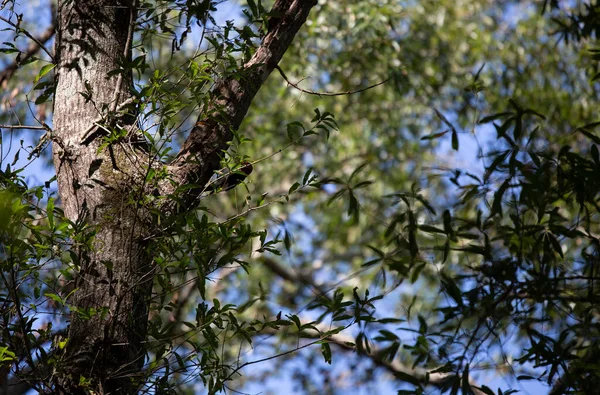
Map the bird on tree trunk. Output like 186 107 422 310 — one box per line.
205 161 253 194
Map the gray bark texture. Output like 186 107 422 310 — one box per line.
50 0 317 393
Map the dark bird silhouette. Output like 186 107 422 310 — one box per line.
206 161 253 193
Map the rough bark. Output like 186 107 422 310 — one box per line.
52 1 151 392
50 0 317 393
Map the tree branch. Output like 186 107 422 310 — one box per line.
0 125 47 131
260 256 330 301
1 330 67 395
274 65 391 97
0 20 55 85
315 328 455 388
260 257 486 393
162 0 318 210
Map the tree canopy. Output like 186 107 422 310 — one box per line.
1 0 600 394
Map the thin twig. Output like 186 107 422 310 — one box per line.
275 65 390 97
226 327 350 380
80 97 136 143
0 16 55 61
259 259 485 392
0 22 55 85
0 122 53 160
0 124 48 130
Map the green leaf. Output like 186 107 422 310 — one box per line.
516 375 536 380
393 370 421 386
320 342 332 364
311 108 321 122
432 106 455 130
442 210 454 236
508 98 524 113
174 352 186 369
0 42 20 54
441 272 463 307
286 121 304 141
348 162 369 183
34 64 55 84
415 194 437 215
378 329 399 340
476 385 495 395
547 233 563 258
490 178 511 218
287 314 301 330
288 182 300 194
484 149 510 182
478 112 513 124
523 109 546 120
451 130 459 151
10 149 19 167
0 346 17 363
47 197 55 227
513 114 523 140
580 129 600 145
421 130 449 140
35 86 55 104
45 293 64 305
442 240 450 263
302 168 314 185
419 224 445 234
411 262 426 283
592 144 599 164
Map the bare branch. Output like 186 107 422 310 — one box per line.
226 324 352 382
260 257 487 393
0 124 47 130
275 65 391 97
261 257 332 303
316 327 454 387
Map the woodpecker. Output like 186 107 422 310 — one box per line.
206 161 253 193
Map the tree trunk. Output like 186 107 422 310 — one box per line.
50 0 317 392
52 1 151 392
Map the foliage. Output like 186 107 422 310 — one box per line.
1 0 600 394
